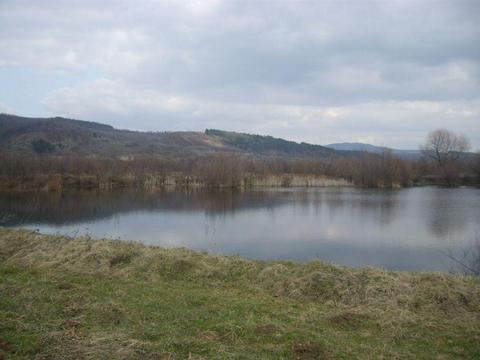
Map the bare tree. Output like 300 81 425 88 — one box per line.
421 129 471 185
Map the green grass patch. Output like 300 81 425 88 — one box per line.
1 228 480 359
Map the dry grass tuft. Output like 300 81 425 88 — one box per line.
1 227 479 316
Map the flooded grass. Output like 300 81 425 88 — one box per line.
1 227 480 359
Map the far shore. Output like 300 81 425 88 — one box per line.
0 173 354 192
2 172 477 192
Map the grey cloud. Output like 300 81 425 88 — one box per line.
1 0 479 148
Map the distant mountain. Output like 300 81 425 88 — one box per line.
325 142 389 153
326 142 422 160
0 114 338 159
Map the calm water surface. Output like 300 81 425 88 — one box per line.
1 187 479 272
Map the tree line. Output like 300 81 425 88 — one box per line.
0 129 478 190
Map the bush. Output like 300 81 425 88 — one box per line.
31 139 55 154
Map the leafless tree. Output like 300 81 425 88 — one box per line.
421 129 471 185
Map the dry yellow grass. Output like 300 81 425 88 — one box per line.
1 227 480 359
2 228 478 313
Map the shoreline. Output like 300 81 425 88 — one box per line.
1 227 479 358
1 227 475 275
1 173 477 192
0 173 354 192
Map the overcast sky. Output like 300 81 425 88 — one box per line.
0 0 479 149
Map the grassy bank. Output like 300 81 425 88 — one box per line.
1 228 479 359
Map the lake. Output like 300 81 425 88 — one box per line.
1 187 479 273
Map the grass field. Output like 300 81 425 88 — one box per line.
1 227 479 359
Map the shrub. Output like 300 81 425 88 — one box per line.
31 139 55 154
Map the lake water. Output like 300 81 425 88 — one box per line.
1 187 479 273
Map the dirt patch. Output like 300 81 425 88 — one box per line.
0 340 13 353
291 341 328 360
197 330 220 342
254 324 280 335
109 252 137 268
327 312 371 330
63 301 86 317
57 282 74 290
0 340 13 360
57 340 135 360
98 305 125 325
171 258 194 274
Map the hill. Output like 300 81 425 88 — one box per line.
0 114 227 158
326 142 422 160
205 129 334 157
0 114 336 159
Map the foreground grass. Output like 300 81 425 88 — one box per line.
1 228 479 359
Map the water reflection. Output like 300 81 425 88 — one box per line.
0 189 287 225
1 187 479 272
424 188 480 240
318 188 402 227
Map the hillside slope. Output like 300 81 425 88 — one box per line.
205 129 335 157
206 129 335 157
0 114 229 158
0 114 337 159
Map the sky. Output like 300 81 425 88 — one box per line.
0 0 479 149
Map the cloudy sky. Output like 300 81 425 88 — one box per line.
0 0 479 149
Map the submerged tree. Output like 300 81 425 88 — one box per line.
445 237 480 276
476 152 480 182
421 129 470 185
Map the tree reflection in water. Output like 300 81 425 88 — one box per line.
1 187 479 272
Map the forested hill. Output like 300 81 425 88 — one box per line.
205 129 335 157
0 114 337 159
0 113 231 158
